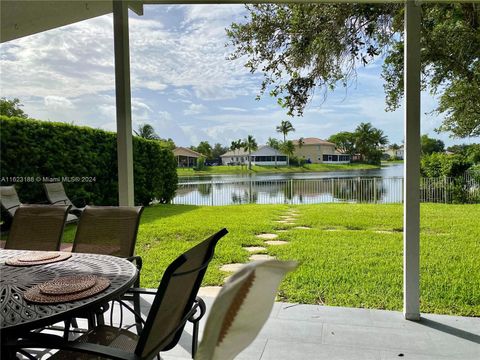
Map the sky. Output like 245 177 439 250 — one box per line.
1 4 477 148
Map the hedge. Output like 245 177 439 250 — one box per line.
0 116 177 210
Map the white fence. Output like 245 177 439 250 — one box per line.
172 174 480 206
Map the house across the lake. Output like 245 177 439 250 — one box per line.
293 137 350 164
173 147 202 167
221 146 288 166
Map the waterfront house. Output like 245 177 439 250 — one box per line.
173 147 202 167
383 146 405 160
293 138 350 164
220 148 249 165
221 146 288 166
250 146 288 166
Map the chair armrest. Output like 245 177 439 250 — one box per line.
125 287 155 295
6 332 138 360
126 255 142 271
5 204 20 211
189 296 206 323
51 199 69 205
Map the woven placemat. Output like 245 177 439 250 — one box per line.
18 252 60 262
24 276 110 304
38 275 97 295
6 252 72 266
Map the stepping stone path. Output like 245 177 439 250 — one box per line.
243 246 267 253
374 230 394 234
249 254 276 262
213 209 302 294
294 226 311 230
265 240 288 246
220 263 244 272
256 233 278 240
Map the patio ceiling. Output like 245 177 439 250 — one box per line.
1 0 462 321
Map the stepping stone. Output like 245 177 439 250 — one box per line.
198 286 222 297
249 254 276 262
243 246 267 252
275 220 294 224
220 263 244 272
223 276 232 284
265 240 289 246
294 226 311 230
374 230 394 234
256 233 278 240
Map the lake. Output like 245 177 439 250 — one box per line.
173 164 406 205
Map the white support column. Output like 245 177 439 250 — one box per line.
113 0 134 206
403 0 421 321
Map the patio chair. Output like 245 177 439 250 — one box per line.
4 204 71 251
0 185 21 228
195 260 297 360
69 206 144 333
43 181 85 216
13 228 228 360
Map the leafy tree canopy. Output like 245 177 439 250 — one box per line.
328 131 356 156
328 122 388 164
227 3 480 138
421 134 445 155
0 98 28 118
193 141 213 159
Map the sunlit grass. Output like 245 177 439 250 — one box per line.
177 163 378 176
64 203 480 316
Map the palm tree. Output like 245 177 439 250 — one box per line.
280 140 295 166
243 135 258 170
267 137 280 167
276 120 295 142
134 123 159 140
230 139 243 164
298 137 305 148
354 122 388 163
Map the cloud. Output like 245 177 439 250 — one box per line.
183 103 207 115
219 106 247 112
44 96 75 110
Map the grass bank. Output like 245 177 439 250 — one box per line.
177 163 378 176
63 203 479 316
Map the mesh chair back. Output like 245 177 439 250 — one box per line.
72 206 143 257
5 204 71 251
136 228 228 359
43 182 72 206
0 185 21 218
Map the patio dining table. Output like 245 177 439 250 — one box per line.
0 249 138 340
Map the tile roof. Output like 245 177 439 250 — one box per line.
292 137 335 146
173 147 202 157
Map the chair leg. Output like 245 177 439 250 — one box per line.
133 292 143 334
191 321 199 359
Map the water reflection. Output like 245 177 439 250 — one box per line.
173 177 400 206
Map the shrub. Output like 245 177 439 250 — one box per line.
195 156 206 170
0 116 177 209
421 153 472 178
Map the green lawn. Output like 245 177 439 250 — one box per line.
177 163 378 176
63 203 480 316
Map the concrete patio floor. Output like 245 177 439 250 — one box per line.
23 292 479 360
116 293 479 360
